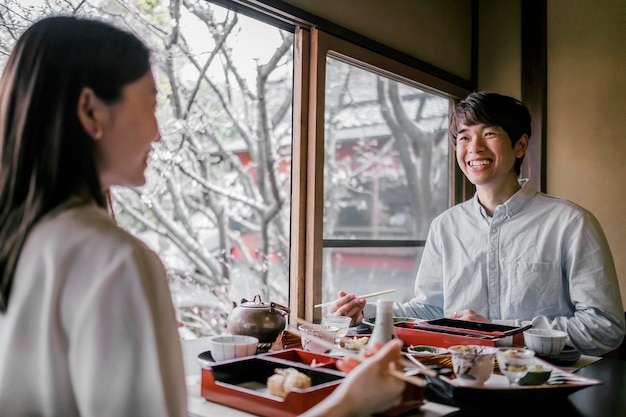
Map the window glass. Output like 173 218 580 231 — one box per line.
1 0 463 328
111 3 294 338
322 57 450 303
0 0 294 338
322 247 423 305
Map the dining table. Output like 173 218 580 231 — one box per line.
186 353 626 417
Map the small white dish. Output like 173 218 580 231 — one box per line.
407 345 449 356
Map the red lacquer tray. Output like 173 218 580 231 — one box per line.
395 319 528 348
200 348 423 417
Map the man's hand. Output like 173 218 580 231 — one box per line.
452 309 490 323
329 290 366 326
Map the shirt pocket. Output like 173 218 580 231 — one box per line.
505 261 562 317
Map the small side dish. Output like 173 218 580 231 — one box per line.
407 345 449 356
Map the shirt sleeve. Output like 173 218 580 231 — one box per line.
496 211 625 356
67 243 187 417
392 220 445 320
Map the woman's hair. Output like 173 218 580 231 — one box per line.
449 92 532 175
0 16 151 312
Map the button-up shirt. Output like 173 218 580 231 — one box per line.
377 180 624 356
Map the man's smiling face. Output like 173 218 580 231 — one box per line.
454 123 526 189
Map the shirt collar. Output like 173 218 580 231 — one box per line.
472 178 538 222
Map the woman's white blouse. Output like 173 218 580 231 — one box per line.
0 201 187 416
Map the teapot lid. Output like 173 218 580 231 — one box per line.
240 294 271 308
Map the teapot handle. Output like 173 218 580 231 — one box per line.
270 302 290 315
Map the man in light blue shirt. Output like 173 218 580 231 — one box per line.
332 92 625 356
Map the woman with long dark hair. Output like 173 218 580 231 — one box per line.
0 16 186 415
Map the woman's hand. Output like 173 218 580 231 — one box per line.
329 290 366 326
302 340 406 417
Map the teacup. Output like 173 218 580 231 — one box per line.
448 345 498 386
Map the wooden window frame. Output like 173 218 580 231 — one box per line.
292 29 471 322
208 0 496 323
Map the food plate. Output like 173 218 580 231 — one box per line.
423 356 601 407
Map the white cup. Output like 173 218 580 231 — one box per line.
322 316 352 345
298 324 336 354
209 335 259 362
448 345 498 386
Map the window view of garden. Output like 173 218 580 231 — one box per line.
1 0 452 336
1 0 294 338
321 57 450 305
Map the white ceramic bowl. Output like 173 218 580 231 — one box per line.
448 345 498 386
209 335 259 362
523 329 567 357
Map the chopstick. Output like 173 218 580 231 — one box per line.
286 325 426 387
314 289 397 308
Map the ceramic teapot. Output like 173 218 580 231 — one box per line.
227 294 290 344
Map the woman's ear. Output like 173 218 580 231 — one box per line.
514 134 529 157
77 87 103 140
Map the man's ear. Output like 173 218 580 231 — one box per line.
514 134 529 157
77 87 104 140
